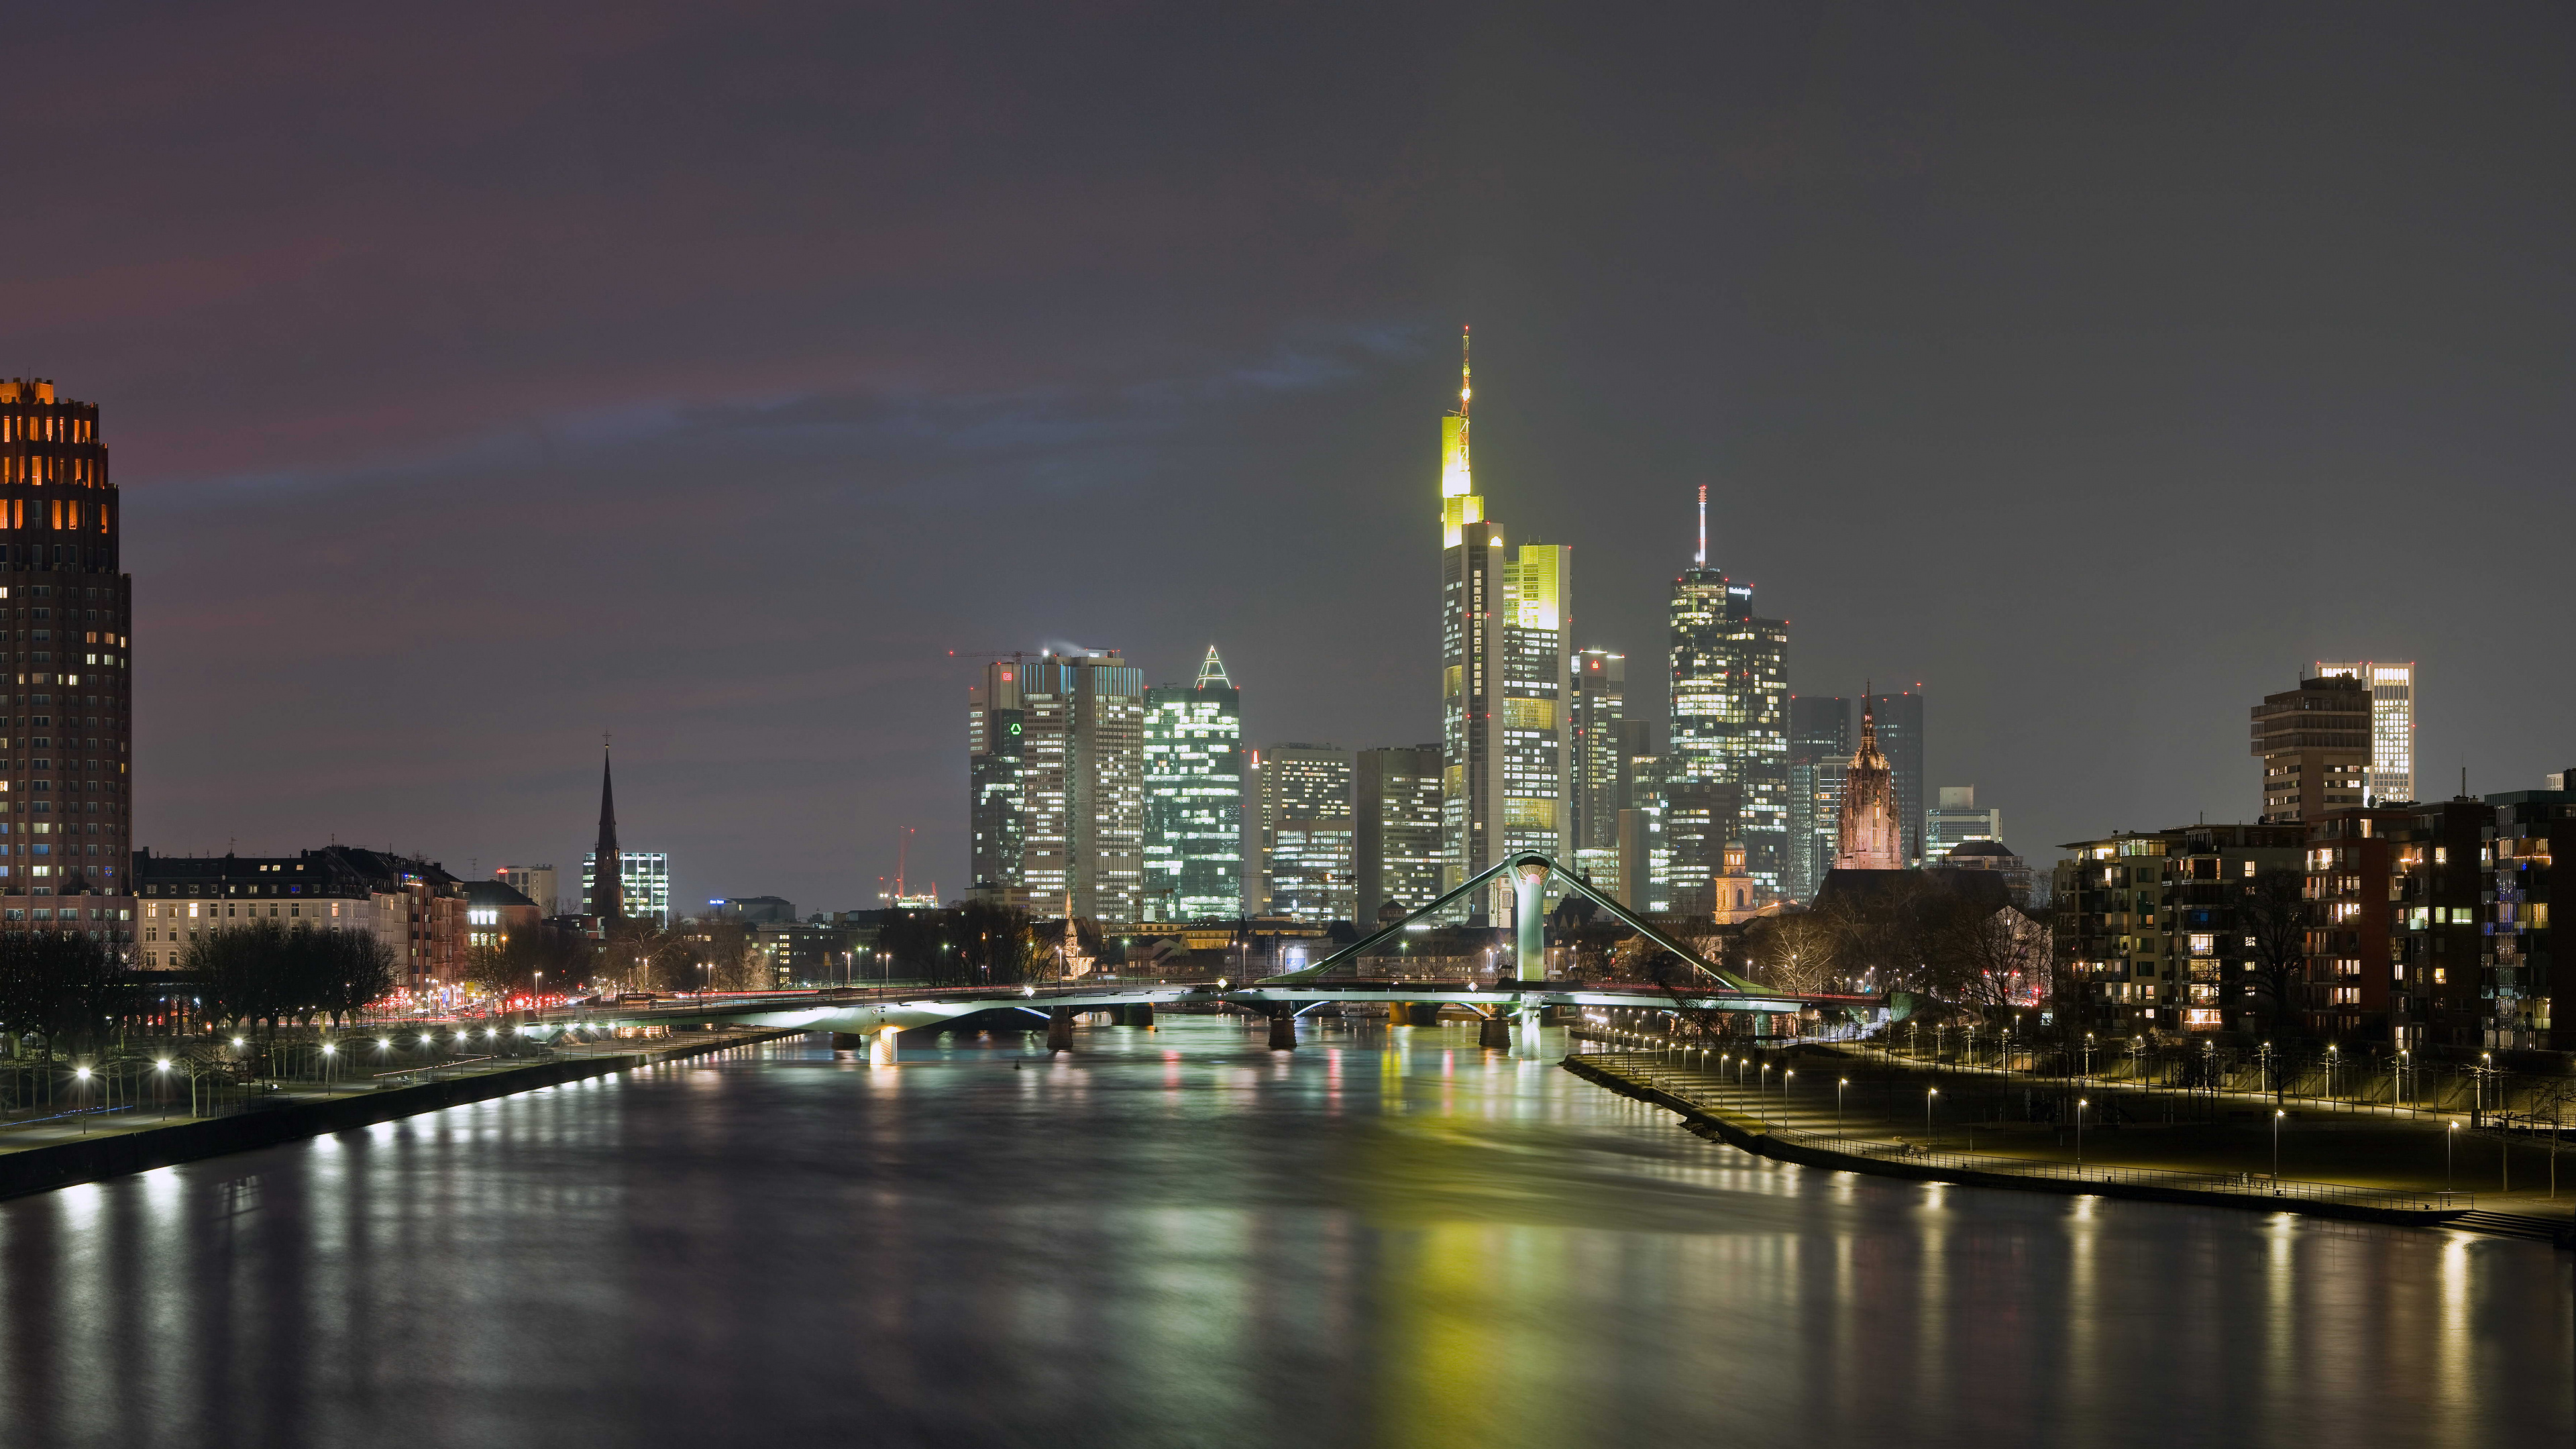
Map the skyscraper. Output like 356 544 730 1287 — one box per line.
967 649 1144 918
1872 690 1926 865
1438 329 1571 918
1356 745 1443 921
2314 660 2416 804
1569 649 1625 854
0 378 133 943
1786 695 1851 901
1667 489 1787 895
1833 696 1904 871
1255 743 1354 923
1142 646 1244 921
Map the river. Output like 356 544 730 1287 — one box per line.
1 1017 2568 1447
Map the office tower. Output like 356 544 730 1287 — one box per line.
1785 696 1851 901
1142 646 1244 921
2250 675 2370 823
1872 689 1926 865
968 649 1144 918
498 864 559 916
1617 749 1676 912
1833 696 1904 871
1667 489 1786 894
2313 660 2416 804
1924 786 2001 861
583 849 669 926
1256 743 1354 923
1569 649 1625 853
0 379 133 945
1438 329 1572 920
967 661 1026 900
1661 780 1741 917
1356 745 1444 922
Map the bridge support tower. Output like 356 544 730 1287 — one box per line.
1046 1007 1075 1053
1477 1012 1511 1049
1267 1012 1296 1051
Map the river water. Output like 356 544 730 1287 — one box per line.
0 1018 2567 1448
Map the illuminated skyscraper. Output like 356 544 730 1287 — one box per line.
1438 329 1571 919
0 378 133 941
1786 695 1850 901
2314 660 2416 804
1356 745 1443 920
1255 743 1354 923
1570 649 1625 854
968 649 1143 918
1667 488 1787 894
1142 647 1244 921
1873 689 1926 865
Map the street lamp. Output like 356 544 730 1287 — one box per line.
2076 1097 2088 1167
1926 1086 1939 1146
2273 1109 2286 1183
1838 1077 1849 1137
2449 1120 2459 1192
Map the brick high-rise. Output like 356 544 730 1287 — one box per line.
0 378 132 949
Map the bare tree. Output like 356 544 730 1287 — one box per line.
1924 902 2053 1010
1746 909 1840 996
2239 866 2310 1056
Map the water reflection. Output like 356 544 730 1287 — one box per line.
0 1018 2567 1448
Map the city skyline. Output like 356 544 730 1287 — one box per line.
7 6 2560 920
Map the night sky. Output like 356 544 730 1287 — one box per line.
11 2 2569 913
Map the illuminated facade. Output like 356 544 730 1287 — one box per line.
1785 696 1849 902
1832 696 1904 871
1142 646 1244 921
1924 785 2000 860
2251 675 2371 823
2313 660 2416 804
1356 745 1443 919
1256 743 1353 923
1570 649 1625 853
1667 549 1786 892
969 651 1144 919
582 851 669 926
0 378 133 950
1438 329 1571 919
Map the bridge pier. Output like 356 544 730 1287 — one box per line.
830 1032 867 1051
1267 1012 1296 1051
1477 1012 1511 1049
1115 1003 1155 1028
1046 1006 1075 1053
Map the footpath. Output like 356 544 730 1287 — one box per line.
0 1028 799 1202
1564 1046 2576 1247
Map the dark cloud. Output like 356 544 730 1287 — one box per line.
5 1 2566 907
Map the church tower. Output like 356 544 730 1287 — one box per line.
588 743 624 922
1834 692 1904 871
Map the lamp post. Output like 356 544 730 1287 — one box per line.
1838 1077 1849 1138
2273 1109 2285 1183
1925 1086 1939 1146
2449 1120 2459 1193
1782 1069 1795 1128
2326 1044 2339 1111
2076 1097 2087 1168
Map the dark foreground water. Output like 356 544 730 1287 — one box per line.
1 1019 2569 1448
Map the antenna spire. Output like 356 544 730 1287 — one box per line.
1459 325 1471 419
1696 484 1707 567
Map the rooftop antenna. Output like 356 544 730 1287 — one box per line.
1695 484 1707 567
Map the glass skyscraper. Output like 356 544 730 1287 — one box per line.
1786 695 1850 901
1142 647 1244 921
2314 660 2416 804
1438 329 1570 920
1668 561 1788 896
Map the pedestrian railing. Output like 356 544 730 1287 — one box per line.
1582 1051 2471 1215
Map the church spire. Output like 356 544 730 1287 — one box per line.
1195 644 1232 689
590 738 624 922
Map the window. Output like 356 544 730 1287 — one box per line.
2242 860 2256 878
